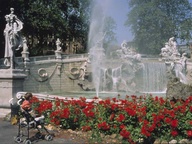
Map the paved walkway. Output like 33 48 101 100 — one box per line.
0 109 85 144
0 118 81 144
0 108 11 118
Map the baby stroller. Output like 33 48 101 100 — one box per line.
13 95 53 144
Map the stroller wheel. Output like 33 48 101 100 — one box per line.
35 132 43 139
14 136 22 143
24 139 32 144
45 134 53 141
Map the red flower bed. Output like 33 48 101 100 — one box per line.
31 95 192 143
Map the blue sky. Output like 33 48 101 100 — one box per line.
101 0 192 45
104 0 132 44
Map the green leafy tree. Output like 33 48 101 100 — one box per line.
103 16 117 50
125 0 192 55
0 0 92 57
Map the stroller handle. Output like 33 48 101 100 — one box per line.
17 99 23 106
9 98 14 105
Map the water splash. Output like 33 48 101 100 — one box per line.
88 1 107 97
142 62 167 92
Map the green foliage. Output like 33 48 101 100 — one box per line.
30 95 192 143
126 0 192 55
103 16 117 50
0 0 92 56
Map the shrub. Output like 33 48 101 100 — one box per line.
31 95 192 143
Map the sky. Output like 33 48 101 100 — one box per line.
96 0 132 45
99 0 192 45
103 0 132 45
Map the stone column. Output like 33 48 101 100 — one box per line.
0 69 26 107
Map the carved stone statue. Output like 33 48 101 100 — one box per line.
21 37 30 62
168 37 179 56
55 38 62 59
111 40 143 92
4 8 23 68
56 38 62 51
160 37 187 84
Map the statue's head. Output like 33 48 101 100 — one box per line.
9 8 17 23
169 37 175 41
121 40 127 48
10 8 14 14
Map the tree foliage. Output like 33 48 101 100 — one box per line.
0 0 92 57
125 0 192 55
103 16 117 49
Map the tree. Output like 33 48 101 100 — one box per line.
125 0 192 55
103 16 117 50
0 0 92 57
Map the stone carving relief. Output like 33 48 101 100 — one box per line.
66 58 95 91
38 68 48 78
67 59 89 81
29 65 60 83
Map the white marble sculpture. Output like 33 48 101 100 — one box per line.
4 8 23 68
160 37 187 84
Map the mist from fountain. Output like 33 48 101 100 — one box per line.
87 1 168 97
88 1 107 97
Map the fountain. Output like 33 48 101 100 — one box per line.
87 1 106 97
1 5 191 103
159 37 192 100
87 1 168 97
0 5 169 102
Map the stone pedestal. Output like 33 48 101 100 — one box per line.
55 50 62 59
0 69 26 107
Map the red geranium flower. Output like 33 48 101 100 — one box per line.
120 129 130 139
141 126 151 137
29 96 39 103
109 113 115 121
51 117 60 125
124 107 136 116
165 117 171 124
82 108 95 117
159 97 165 105
54 97 61 107
37 100 53 114
82 125 91 131
116 114 125 122
187 130 192 137
189 121 192 125
120 124 126 129
98 121 110 130
60 108 70 119
171 130 178 137
110 103 118 111
170 119 178 128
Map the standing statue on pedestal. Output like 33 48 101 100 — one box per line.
4 8 23 69
55 38 63 59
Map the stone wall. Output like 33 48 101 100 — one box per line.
19 54 88 95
